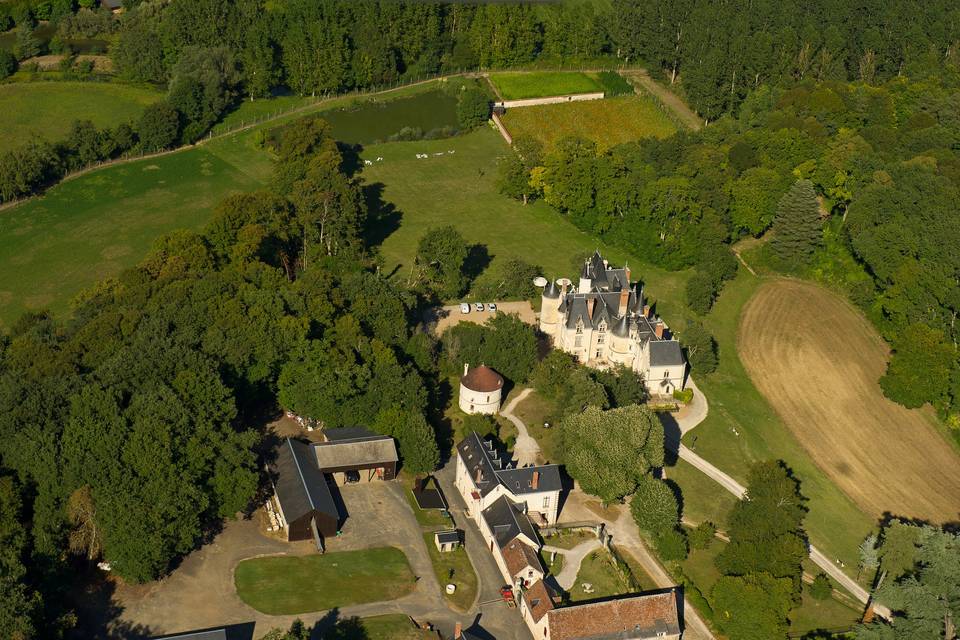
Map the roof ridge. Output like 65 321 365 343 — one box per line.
286 439 315 511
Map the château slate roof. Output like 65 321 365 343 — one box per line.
457 432 502 497
273 438 338 524
544 279 560 298
649 340 685 367
151 630 228 640
481 495 539 547
495 465 562 494
457 432 561 497
461 364 504 393
612 313 630 338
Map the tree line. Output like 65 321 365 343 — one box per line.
0 115 443 636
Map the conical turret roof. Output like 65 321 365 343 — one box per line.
543 280 560 298
612 313 630 338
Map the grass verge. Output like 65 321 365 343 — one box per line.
234 547 416 615
422 532 478 612
488 71 602 100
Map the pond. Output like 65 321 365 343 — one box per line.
272 89 460 146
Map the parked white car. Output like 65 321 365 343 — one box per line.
475 302 485 312
488 303 498 312
460 303 470 314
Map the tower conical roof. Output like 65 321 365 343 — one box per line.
612 313 630 338
543 280 560 298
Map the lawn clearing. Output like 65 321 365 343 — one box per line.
0 82 162 153
320 614 435 640
488 71 602 100
567 549 632 602
542 530 595 550
422 533 478 612
501 95 676 150
234 547 415 615
738 279 960 522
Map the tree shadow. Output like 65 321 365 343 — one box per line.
338 142 365 177
65 564 154 640
362 182 402 250
463 243 493 284
432 377 455 463
658 411 681 467
308 608 371 639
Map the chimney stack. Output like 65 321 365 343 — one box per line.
454 623 462 639
602 259 609 269
642 304 651 318
532 471 540 490
464 362 469 377
619 289 630 315
586 298 595 318
654 318 664 339
625 266 631 284
475 467 483 483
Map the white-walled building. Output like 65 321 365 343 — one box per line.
458 364 504 415
539 251 687 397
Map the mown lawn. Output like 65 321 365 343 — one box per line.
234 547 416 615
567 549 631 602
422 532 478 612
488 71 602 99
0 81 162 153
501 95 676 150
320 614 435 640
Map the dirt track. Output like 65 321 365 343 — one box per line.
738 279 960 523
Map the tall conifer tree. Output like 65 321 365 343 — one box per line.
771 179 822 265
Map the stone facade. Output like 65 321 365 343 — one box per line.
458 363 504 415
539 251 687 397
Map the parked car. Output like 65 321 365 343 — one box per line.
460 303 470 314
475 302 485 312
488 302 498 312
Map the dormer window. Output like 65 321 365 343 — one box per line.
598 320 606 333
575 319 584 334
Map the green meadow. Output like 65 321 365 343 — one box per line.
0 82 163 153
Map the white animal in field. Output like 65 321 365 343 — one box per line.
376 156 384 161
448 150 455 154
364 159 373 166
433 152 444 156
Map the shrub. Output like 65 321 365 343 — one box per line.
672 388 693 404
654 528 688 561
462 413 497 439
808 572 832 600
594 71 633 96
630 476 680 534
457 84 490 130
688 521 716 550
0 49 16 80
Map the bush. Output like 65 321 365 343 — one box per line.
687 521 716 550
594 71 634 96
654 528 688 561
672 388 693 404
457 84 490 130
0 49 16 80
461 413 497 439
808 572 832 600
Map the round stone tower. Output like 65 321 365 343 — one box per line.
539 279 561 337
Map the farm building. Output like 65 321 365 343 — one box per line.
316 427 398 483
458 363 504 415
271 438 340 546
434 530 461 553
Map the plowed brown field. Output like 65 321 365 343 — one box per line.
738 279 960 523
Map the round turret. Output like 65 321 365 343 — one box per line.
459 364 504 415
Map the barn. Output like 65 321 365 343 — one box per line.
271 438 340 547
314 427 399 483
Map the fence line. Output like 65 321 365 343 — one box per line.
1 63 651 212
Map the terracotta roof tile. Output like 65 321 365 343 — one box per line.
501 537 543 579
547 591 680 640
461 364 504 392
522 579 555 623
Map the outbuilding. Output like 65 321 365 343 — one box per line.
459 363 504 415
315 427 398 483
434 529 462 553
271 438 340 548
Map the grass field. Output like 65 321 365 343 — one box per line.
501 95 676 150
422 532 478 612
567 549 632 602
0 140 262 329
360 128 689 314
488 71 602 99
738 279 960 522
233 547 415 615
320 614 435 640
0 82 162 153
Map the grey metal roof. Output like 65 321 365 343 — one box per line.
324 426 378 441
152 629 228 640
612 313 630 338
649 340 685 367
313 435 398 469
544 279 560 298
274 438 338 522
481 495 539 547
435 530 460 544
495 465 562 494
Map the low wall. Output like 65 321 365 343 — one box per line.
491 111 513 145
497 92 604 109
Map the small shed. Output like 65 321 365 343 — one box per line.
272 438 340 547
435 529 462 553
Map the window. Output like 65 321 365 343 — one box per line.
598 321 606 333
597 334 605 344
575 319 584 334
542 496 551 509
664 370 670 378
595 350 601 358
575 335 583 348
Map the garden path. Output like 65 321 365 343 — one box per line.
541 539 603 590
499 388 543 466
